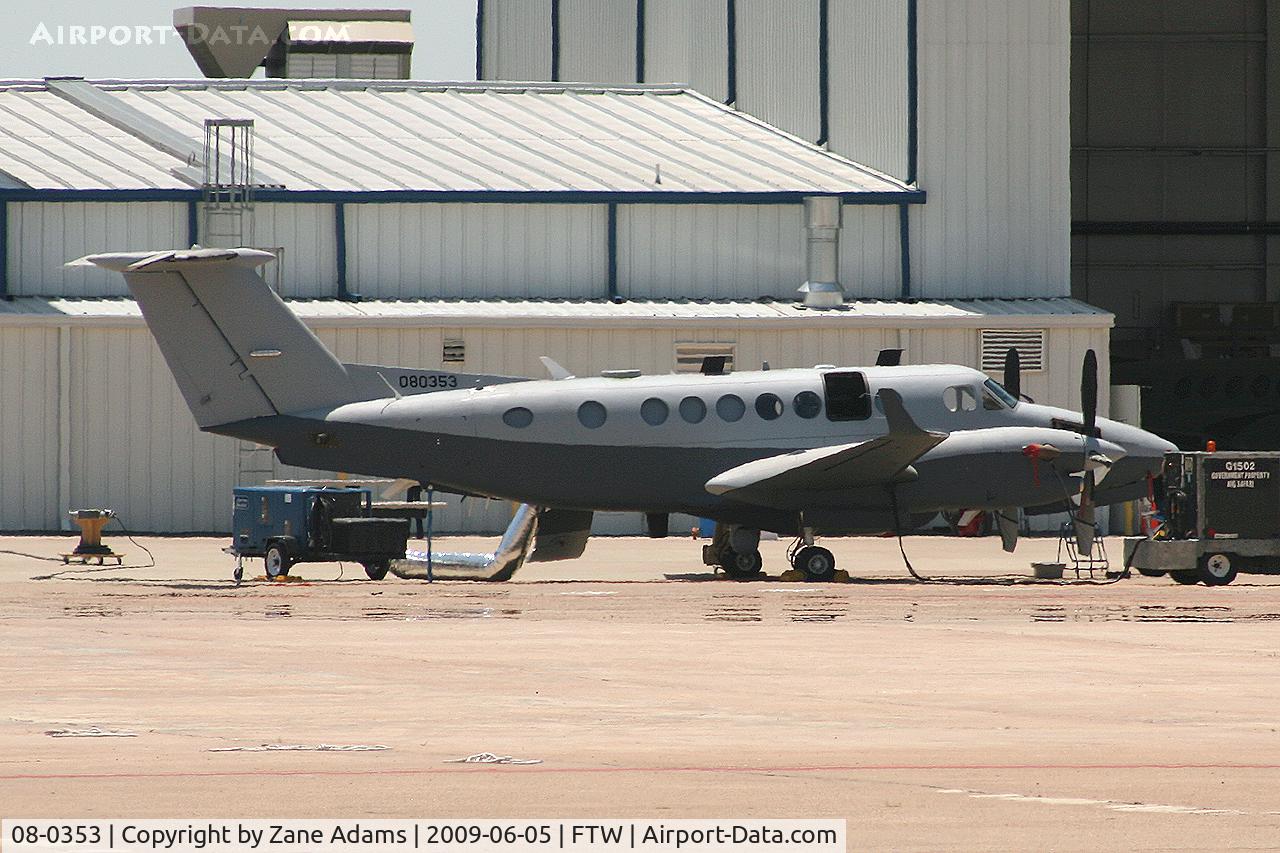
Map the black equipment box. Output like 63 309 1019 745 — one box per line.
330 517 410 557
1161 452 1280 540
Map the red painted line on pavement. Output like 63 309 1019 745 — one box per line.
3 763 1279 782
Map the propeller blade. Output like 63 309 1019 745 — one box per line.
1003 348 1021 400
1074 472 1097 556
1074 504 1096 556
1081 349 1098 435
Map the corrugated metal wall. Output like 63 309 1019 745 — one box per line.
474 0 1072 301
840 205 902 299
558 0 637 84
7 202 186 296
642 0 729 100
247 203 338 299
481 0 553 79
909 0 1071 298
346 203 608 299
618 204 902 300
0 327 59 530
735 0 823 142
5 199 898 302
827 0 909 179
617 204 805 299
1 317 1106 533
67 327 240 533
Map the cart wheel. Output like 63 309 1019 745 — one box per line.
1137 568 1166 578
1198 553 1237 586
264 544 291 579
363 560 390 581
1170 570 1200 585
233 566 244 584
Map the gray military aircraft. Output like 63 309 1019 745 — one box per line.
76 248 1175 580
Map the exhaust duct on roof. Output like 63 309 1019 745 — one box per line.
797 196 844 309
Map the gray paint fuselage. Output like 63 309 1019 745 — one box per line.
212 365 1174 536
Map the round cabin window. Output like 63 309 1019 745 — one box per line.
578 400 608 428
755 393 784 420
641 397 669 425
793 391 822 419
679 396 707 423
502 407 533 428
716 394 746 422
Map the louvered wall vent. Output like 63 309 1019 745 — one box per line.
980 329 1045 372
442 339 466 363
675 342 736 373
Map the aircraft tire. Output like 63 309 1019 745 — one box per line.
1170 570 1200 585
794 546 836 581
722 549 763 579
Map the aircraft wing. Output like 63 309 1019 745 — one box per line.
705 390 947 505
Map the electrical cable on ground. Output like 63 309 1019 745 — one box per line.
889 484 1133 587
20 515 159 579
0 549 64 563
110 515 156 568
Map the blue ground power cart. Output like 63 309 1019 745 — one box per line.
230 486 409 582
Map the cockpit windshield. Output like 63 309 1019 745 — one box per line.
983 378 1019 409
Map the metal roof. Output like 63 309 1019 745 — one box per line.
0 297 1111 329
0 78 923 201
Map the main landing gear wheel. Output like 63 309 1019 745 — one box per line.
1198 553 1237 586
793 546 836 581
264 544 292 579
722 549 764 580
363 560 390 581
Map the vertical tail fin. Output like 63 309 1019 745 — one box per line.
72 248 356 429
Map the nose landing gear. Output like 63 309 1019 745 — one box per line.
788 526 836 581
791 545 836 580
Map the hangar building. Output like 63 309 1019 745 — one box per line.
0 1 1108 534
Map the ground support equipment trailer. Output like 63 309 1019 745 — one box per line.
1124 451 1280 585
229 486 409 582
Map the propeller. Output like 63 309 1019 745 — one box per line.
1082 349 1097 434
1003 348 1021 401
1071 349 1112 556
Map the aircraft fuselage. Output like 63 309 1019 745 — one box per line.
219 364 1174 536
